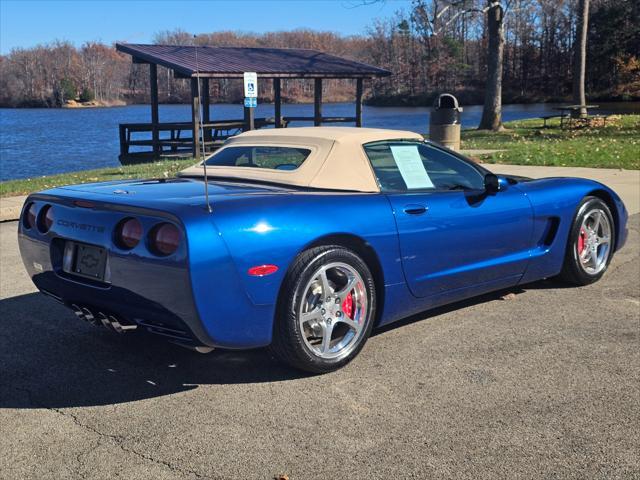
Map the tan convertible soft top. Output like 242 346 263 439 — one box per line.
179 127 423 192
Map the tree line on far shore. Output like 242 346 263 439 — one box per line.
0 0 637 115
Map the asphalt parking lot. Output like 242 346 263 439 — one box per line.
1 216 638 480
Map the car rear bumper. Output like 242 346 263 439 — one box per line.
17 193 276 349
19 218 211 347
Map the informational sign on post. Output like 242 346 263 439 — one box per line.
243 72 258 98
244 97 257 108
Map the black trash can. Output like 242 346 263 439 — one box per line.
429 93 463 151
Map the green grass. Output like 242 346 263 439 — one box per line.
0 158 197 198
461 114 640 170
1 114 638 198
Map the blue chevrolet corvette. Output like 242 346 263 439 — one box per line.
18 127 628 372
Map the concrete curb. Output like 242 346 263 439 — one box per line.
0 196 27 223
461 149 504 156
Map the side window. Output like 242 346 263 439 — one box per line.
419 143 485 190
205 146 311 170
364 141 485 192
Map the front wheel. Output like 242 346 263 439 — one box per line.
270 246 376 373
559 196 615 285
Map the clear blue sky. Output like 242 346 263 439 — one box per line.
0 0 411 54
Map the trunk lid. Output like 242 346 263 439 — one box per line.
53 177 293 209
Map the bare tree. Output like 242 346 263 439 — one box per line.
478 1 505 130
572 0 590 117
1 4 636 109
411 1 510 130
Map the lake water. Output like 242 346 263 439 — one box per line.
1 101 638 181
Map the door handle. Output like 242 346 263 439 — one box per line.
403 204 428 215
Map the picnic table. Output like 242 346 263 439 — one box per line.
553 104 606 129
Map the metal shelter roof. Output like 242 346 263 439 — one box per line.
116 43 392 79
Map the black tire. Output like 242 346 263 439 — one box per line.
558 196 616 286
269 245 377 373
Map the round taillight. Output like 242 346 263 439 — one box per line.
115 218 143 249
149 223 180 256
37 204 54 233
24 202 37 229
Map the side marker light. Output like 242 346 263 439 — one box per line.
248 264 279 277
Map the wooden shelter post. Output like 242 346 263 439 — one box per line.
149 63 160 158
355 78 363 127
202 78 211 143
273 78 282 128
314 78 323 126
190 77 201 160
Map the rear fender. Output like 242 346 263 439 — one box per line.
208 192 405 307
182 209 276 348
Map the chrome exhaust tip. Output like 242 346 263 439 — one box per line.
97 311 112 329
170 341 214 354
81 307 98 326
69 304 137 333
96 312 137 333
70 304 85 321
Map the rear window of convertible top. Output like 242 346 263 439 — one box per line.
204 146 311 171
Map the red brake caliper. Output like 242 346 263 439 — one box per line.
577 227 587 255
342 292 354 319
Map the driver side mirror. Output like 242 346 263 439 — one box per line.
484 173 501 194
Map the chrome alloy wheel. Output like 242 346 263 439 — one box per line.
298 262 368 360
576 208 612 275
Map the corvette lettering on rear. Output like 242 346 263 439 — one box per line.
57 219 105 233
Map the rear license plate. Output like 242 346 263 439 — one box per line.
63 242 107 281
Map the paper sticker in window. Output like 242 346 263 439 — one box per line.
390 145 434 189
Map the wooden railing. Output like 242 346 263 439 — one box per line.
118 115 358 163
119 118 286 159
282 116 357 125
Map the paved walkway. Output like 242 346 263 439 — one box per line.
0 195 27 222
1 165 638 221
481 164 640 214
462 149 504 156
